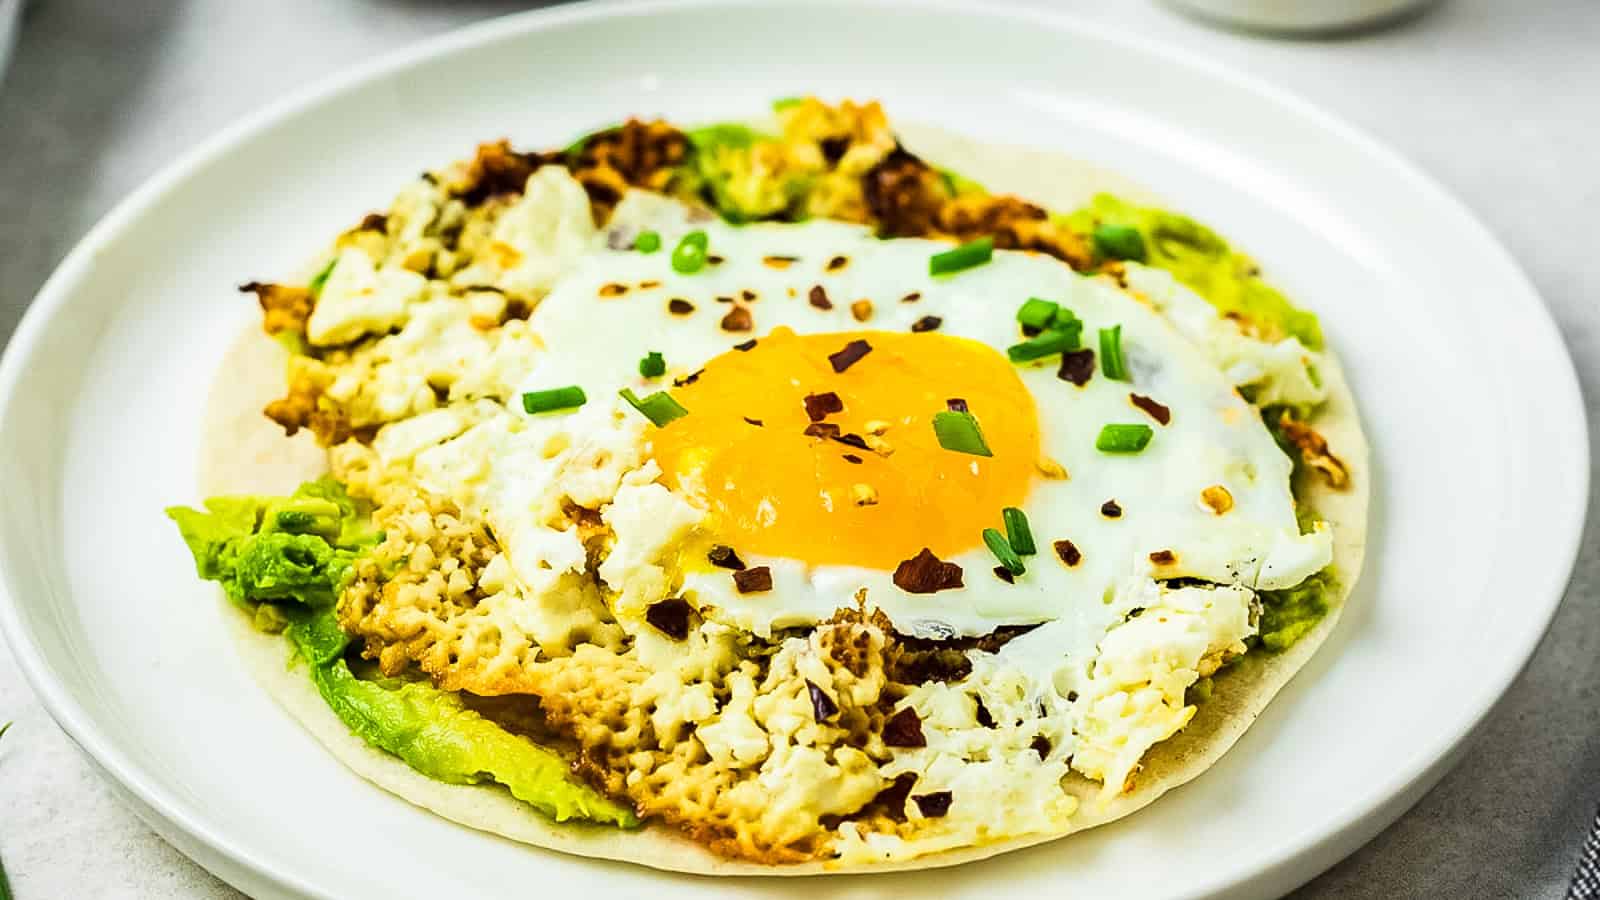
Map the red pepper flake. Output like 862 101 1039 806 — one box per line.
674 368 704 387
1053 539 1082 567
842 453 864 464
638 279 662 290
911 316 942 332
1058 349 1095 386
644 597 692 640
741 289 758 302
808 285 833 310
763 255 798 269
851 299 874 322
833 432 870 450
1101 500 1123 519
707 545 746 570
804 422 842 440
893 548 964 594
975 698 995 727
874 773 919 823
733 566 773 594
1130 393 1172 425
803 391 844 422
992 566 1015 584
667 298 695 315
721 307 753 332
707 254 725 265
733 338 758 351
828 339 872 373
359 212 389 232
598 282 629 298
806 680 839 721
826 255 849 272
901 292 921 303
743 416 764 427
946 398 969 413
1149 549 1177 566
715 295 734 304
1030 735 1052 759
913 791 953 818
883 706 927 747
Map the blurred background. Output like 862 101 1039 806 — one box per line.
0 1 1595 898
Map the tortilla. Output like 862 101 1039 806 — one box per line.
197 128 1370 875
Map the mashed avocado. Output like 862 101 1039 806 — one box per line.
1258 568 1335 652
1063 194 1323 350
686 123 812 222
166 480 637 828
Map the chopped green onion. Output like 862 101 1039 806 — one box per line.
639 351 666 378
1099 324 1129 380
983 528 1025 576
1051 306 1083 332
671 230 709 274
1092 224 1148 262
1007 325 1082 363
620 387 689 427
635 230 662 253
932 410 993 457
1002 507 1036 555
929 236 994 276
521 386 587 415
1096 423 1153 453
1016 297 1059 330
307 257 337 297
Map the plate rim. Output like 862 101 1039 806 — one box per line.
0 1 1586 897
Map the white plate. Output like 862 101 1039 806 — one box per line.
0 2 1584 898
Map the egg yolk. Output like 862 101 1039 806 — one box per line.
649 327 1041 571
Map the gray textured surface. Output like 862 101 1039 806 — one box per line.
0 1 1595 897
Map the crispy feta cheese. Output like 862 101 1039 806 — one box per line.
306 247 428 346
1070 579 1256 806
450 166 597 301
599 476 705 620
1124 263 1327 409
698 666 771 768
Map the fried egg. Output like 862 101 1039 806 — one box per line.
482 186 1330 671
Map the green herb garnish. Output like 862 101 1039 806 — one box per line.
1016 297 1059 330
1007 325 1082 363
1002 507 1036 555
521 386 587 415
929 236 994 277
639 351 666 378
983 528 1025 576
1096 423 1153 453
671 230 709 274
635 230 662 253
620 388 689 427
932 410 993 457
1099 324 1129 380
1092 223 1148 262
307 257 337 297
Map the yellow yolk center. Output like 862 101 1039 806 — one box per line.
649 327 1041 571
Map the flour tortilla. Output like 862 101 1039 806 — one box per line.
198 129 1370 875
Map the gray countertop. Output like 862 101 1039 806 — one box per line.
1 1 1596 897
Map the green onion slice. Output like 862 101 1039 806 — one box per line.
983 527 1025 576
671 230 710 274
928 236 994 276
639 351 666 378
1099 324 1129 380
1007 324 1082 363
635 230 662 253
1096 423 1153 453
932 410 993 457
307 257 337 297
521 386 587 415
1016 297 1059 330
1092 224 1148 262
1002 507 1036 556
620 387 689 427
